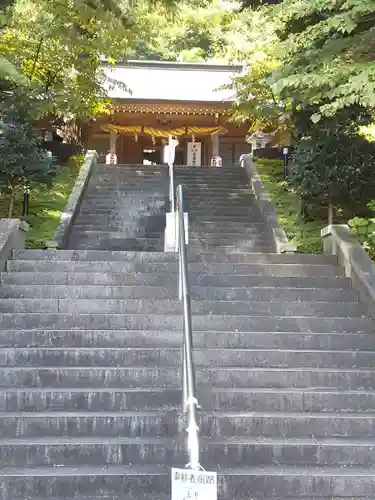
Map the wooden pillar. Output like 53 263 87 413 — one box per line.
211 134 220 157
109 130 117 154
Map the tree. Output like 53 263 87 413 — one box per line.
228 53 290 133
290 109 375 224
224 8 298 141
240 0 375 121
0 109 56 217
0 0 182 120
130 0 248 62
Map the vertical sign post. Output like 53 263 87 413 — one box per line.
283 147 289 180
23 185 30 217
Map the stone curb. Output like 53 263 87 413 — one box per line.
240 155 296 254
0 219 29 271
322 224 375 317
46 150 98 249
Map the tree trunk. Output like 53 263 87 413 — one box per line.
328 203 334 225
8 190 15 218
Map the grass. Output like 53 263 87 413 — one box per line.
253 158 326 253
0 155 83 248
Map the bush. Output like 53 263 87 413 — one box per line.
0 112 56 217
253 158 325 253
348 216 375 260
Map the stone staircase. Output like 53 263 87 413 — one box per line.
0 164 374 498
174 165 275 252
68 164 169 251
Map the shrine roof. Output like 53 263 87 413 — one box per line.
102 60 243 103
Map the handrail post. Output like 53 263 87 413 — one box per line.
169 163 175 213
176 184 200 470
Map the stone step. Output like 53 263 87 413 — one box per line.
77 208 256 216
93 169 167 174
182 208 258 214
187 244 274 253
7 260 342 278
0 313 371 333
2 272 351 288
188 235 274 245
71 225 266 236
184 203 260 209
73 215 265 226
68 234 166 244
1 387 181 411
69 233 271 244
91 172 168 177
80 189 168 196
68 238 164 252
0 298 363 317
191 214 266 220
86 183 168 190
76 205 167 213
84 189 168 195
0 284 357 302
77 203 167 211
2 347 375 368
70 226 165 235
76 202 259 210
95 164 167 169
78 199 167 207
90 175 169 180
175 176 248 182
72 215 167 225
176 184 252 191
188 227 268 236
0 330 373 350
0 346 375 370
0 436 373 468
83 191 253 198
4 387 375 412
91 169 168 174
87 185 250 193
0 466 373 499
189 220 267 228
81 193 254 200
12 250 338 265
1 410 374 439
2 366 375 389
7 260 341 277
96 164 167 170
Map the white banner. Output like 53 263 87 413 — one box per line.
187 142 202 166
164 136 179 165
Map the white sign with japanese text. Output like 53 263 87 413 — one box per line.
187 142 202 166
171 468 217 500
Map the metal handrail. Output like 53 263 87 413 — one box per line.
176 184 200 470
169 163 175 213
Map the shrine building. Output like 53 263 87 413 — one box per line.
85 60 251 167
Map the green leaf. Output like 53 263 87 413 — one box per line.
311 113 322 124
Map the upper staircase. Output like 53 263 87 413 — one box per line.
174 165 275 252
68 164 169 251
0 164 374 498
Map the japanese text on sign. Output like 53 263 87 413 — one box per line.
171 468 217 500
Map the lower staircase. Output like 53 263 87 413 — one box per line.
0 164 374 498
